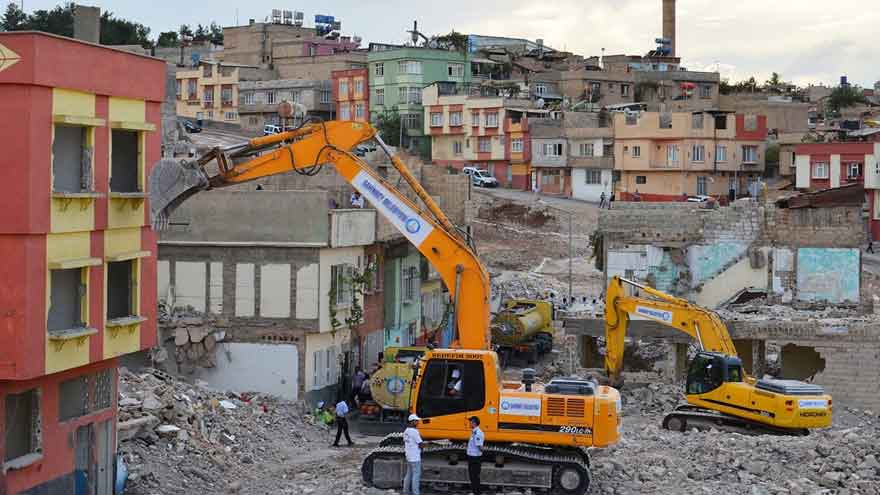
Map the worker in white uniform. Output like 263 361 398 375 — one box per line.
447 368 463 396
402 414 423 495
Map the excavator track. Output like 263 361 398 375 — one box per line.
363 439 593 494
662 405 810 436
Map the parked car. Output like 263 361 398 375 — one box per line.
687 195 712 203
263 124 283 136
463 167 499 188
182 120 201 133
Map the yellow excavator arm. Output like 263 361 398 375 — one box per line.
604 276 737 385
150 120 490 350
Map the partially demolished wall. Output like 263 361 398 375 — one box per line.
598 201 865 308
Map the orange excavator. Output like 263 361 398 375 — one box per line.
150 119 620 494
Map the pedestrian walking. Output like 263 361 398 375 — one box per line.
599 191 607 209
403 414 423 495
868 241 874 254
609 192 615 210
466 416 485 495
332 399 354 447
351 366 367 406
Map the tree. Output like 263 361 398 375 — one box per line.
26 4 75 38
375 109 402 147
156 31 179 47
765 72 781 92
765 143 780 164
719 78 732 95
209 21 223 45
193 23 208 42
179 24 193 40
100 11 151 47
1 3 27 31
827 85 867 112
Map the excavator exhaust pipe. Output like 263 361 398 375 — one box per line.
148 157 209 230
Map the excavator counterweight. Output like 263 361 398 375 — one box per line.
149 120 621 495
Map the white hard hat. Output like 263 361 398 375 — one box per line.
408 414 421 422
452 369 461 378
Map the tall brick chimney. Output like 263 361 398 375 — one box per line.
662 0 676 57
73 4 101 44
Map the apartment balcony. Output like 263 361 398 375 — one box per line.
221 100 234 108
569 156 614 169
649 161 681 169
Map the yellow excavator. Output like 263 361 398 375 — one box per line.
605 276 832 435
150 119 621 494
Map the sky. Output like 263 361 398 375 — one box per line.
9 0 880 88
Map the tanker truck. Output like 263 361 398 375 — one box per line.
491 299 555 365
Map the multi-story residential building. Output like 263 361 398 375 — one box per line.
274 48 367 81
369 45 471 155
158 190 378 405
175 60 273 125
613 111 767 200
530 113 614 200
419 260 448 345
238 79 333 133
557 69 637 108
220 21 318 66
382 242 422 349
0 32 162 494
332 68 369 122
793 142 880 240
422 84 547 189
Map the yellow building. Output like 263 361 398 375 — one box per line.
175 60 269 125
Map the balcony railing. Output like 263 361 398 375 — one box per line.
649 161 680 169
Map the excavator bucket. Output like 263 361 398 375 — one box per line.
148 158 209 230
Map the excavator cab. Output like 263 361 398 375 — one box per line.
685 352 744 395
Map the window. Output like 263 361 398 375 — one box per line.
207 110 213 120
48 268 85 332
398 60 422 75
407 87 422 104
59 370 112 421
585 169 602 184
511 138 523 153
375 88 384 106
621 84 630 97
631 145 641 158
430 112 443 127
5 389 40 462
374 62 384 77
716 145 727 162
339 80 349 97
248 116 258 126
847 163 863 178
203 85 214 104
471 111 480 126
320 90 332 104
636 175 647 185
692 144 705 162
449 111 462 126
535 84 547 95
175 80 181 99
402 113 421 129
203 63 213 77
478 137 491 153
744 114 758 132
579 143 594 157
541 169 561 185
692 113 704 129
398 86 408 103
290 90 302 104
354 79 364 96
53 125 91 193
700 85 712 98
243 92 255 105
221 86 233 105
453 141 463 155
697 176 707 195
447 63 464 78
416 359 486 418
543 143 563 157
714 115 728 130
109 130 142 194
266 91 277 105
187 79 197 100
742 145 758 164
660 113 672 129
667 144 679 164
195 112 204 120
589 82 601 95
485 112 499 128
812 162 829 179
340 104 351 121
355 103 365 120
402 265 418 302
224 112 237 121
331 264 354 305
365 254 381 293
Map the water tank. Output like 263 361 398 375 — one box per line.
491 300 552 347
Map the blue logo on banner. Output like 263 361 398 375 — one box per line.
405 218 421 234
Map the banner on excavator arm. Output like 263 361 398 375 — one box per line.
353 170 434 247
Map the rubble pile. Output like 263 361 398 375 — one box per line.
592 410 880 495
719 300 872 322
116 368 333 495
618 380 684 416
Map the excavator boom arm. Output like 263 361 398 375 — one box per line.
604 276 737 384
150 121 490 349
